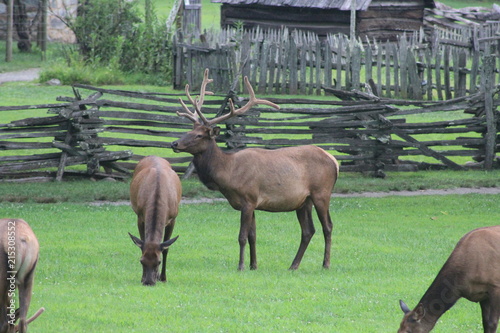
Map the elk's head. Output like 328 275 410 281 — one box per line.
2 307 45 333
129 233 178 286
398 300 432 333
171 69 279 154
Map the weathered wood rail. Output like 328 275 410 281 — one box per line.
173 26 500 99
1 66 499 181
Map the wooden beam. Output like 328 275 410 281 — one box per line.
395 132 465 170
482 55 497 170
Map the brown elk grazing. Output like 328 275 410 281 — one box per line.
398 225 500 333
171 69 339 271
129 155 181 286
0 218 44 333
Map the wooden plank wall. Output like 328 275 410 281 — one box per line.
1 75 498 181
173 25 500 99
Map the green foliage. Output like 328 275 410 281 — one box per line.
58 0 172 85
68 0 140 64
39 46 124 85
0 194 497 331
119 0 172 80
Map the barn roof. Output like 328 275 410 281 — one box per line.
210 0 371 10
211 0 435 11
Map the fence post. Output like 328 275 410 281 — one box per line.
5 0 13 62
482 55 497 170
40 0 47 61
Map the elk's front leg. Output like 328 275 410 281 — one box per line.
248 211 257 270
480 291 500 333
238 206 256 271
17 269 36 333
159 222 174 282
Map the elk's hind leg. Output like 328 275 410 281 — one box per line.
311 193 333 269
290 199 315 270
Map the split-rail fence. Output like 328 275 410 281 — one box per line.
1 59 498 182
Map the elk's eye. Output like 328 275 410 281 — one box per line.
196 134 203 138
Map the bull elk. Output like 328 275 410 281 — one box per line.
129 156 181 286
398 225 500 333
171 69 339 270
1 218 44 333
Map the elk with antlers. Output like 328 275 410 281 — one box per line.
172 69 339 270
129 155 181 286
0 218 44 333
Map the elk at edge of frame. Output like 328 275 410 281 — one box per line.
0 218 44 333
171 69 339 271
398 225 500 333
129 156 181 286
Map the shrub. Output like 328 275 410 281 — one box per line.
58 0 172 85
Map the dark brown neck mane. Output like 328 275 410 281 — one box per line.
192 139 228 191
418 265 461 327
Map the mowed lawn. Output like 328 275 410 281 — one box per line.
1 194 499 332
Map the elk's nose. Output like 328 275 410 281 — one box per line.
142 279 156 286
171 141 178 149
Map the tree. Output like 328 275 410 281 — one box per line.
1 0 36 52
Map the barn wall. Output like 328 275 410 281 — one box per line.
357 0 427 41
220 1 430 41
220 4 351 36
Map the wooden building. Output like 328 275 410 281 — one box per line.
211 0 436 41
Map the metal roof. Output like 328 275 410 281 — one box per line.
211 0 435 11
210 0 373 11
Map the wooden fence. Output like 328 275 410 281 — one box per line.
173 26 500 100
1 61 499 182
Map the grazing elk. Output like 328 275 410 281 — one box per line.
398 225 500 333
1 218 44 333
171 69 339 271
129 156 181 286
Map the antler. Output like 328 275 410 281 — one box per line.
14 307 45 332
177 69 280 126
176 68 214 124
207 76 280 126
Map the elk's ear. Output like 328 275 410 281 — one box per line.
399 300 411 314
210 126 220 138
413 304 426 321
129 233 143 248
160 235 179 251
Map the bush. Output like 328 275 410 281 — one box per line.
40 45 123 85
58 0 172 85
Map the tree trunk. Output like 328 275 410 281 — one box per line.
14 0 32 52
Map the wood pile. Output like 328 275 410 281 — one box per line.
430 2 500 26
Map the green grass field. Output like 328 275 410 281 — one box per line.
1 3 500 330
1 193 499 332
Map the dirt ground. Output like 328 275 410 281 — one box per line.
89 187 500 206
0 68 40 84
